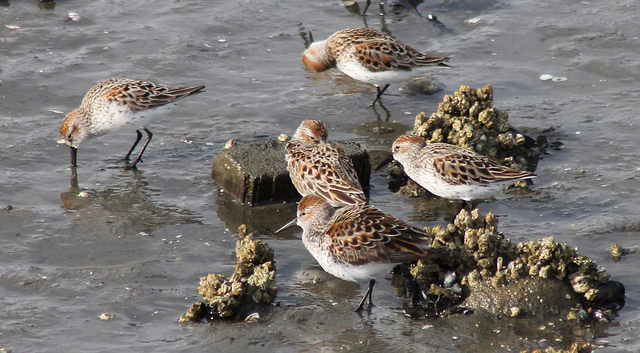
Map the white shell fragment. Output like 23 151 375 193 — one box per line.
540 74 567 82
465 17 481 24
67 12 82 22
244 312 260 322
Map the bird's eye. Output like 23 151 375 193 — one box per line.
67 133 73 140
394 145 400 150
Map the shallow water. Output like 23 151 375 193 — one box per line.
1 0 639 352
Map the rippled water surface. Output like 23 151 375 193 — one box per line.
1 0 639 352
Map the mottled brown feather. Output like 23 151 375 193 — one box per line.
326 204 432 266
287 140 366 206
431 149 535 186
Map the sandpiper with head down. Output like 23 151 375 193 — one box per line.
59 77 204 169
377 134 536 202
286 119 366 207
283 194 441 312
302 27 450 106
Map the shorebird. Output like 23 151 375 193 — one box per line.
286 119 366 207
279 194 441 312
301 27 449 106
59 77 204 169
376 134 536 202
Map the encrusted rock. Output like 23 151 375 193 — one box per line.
396 208 624 322
179 225 278 323
212 138 370 206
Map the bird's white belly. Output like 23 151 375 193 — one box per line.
89 100 163 136
336 59 416 86
303 236 394 283
406 167 509 201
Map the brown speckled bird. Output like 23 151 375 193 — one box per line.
377 135 536 201
286 120 366 207
59 77 204 169
293 194 439 311
302 27 450 105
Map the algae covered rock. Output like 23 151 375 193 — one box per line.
179 225 277 323
396 208 625 323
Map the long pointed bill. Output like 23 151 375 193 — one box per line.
375 154 394 171
274 217 298 234
70 146 78 167
307 29 314 46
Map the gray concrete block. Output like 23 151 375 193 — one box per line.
212 139 370 206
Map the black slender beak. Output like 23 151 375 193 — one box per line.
307 29 314 45
274 217 298 234
70 146 78 167
375 154 394 172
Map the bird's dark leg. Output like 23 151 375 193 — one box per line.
126 128 153 170
124 129 143 161
355 279 376 312
371 84 390 106
362 0 371 15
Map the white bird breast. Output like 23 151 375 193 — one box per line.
89 100 168 136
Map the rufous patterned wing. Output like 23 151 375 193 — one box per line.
432 150 534 186
327 205 432 266
287 141 366 206
104 80 203 111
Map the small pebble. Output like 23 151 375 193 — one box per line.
609 243 622 258
99 313 115 320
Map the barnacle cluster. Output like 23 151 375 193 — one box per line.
402 208 624 321
179 225 277 322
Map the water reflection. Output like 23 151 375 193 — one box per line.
215 189 298 239
60 168 202 235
